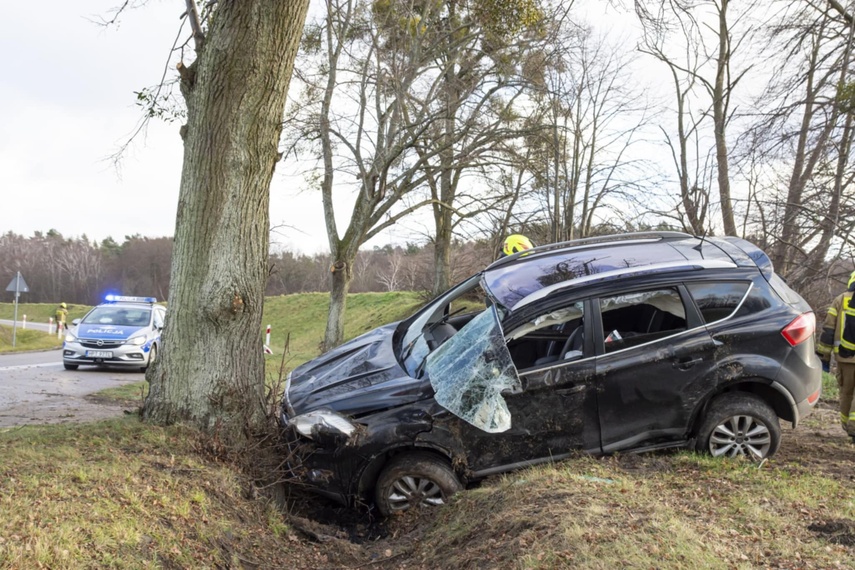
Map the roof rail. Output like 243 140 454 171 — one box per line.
489 231 695 270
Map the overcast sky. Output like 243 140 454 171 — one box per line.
1 1 655 255
0 0 339 253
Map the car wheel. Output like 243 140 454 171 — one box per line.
63 363 79 371
696 393 780 460
142 345 157 373
374 452 462 517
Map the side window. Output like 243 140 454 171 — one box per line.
154 309 165 329
686 282 750 324
599 288 687 353
506 301 585 370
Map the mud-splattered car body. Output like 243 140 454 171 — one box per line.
281 232 822 514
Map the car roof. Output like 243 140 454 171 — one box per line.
482 232 750 311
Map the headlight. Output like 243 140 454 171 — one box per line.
125 336 147 346
64 332 77 343
289 410 357 441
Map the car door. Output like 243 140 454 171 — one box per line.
424 302 600 477
593 285 718 452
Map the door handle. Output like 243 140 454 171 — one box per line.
556 385 586 395
674 357 703 370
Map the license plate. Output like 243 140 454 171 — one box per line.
85 350 113 358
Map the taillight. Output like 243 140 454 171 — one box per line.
807 388 820 405
782 312 816 347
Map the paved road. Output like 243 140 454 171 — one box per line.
0 348 144 428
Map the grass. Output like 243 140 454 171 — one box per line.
0 418 303 569
260 291 424 368
410 450 855 570
0 302 90 326
822 371 840 401
0 325 62 353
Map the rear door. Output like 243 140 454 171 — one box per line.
594 285 718 452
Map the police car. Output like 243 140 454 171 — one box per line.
62 295 165 372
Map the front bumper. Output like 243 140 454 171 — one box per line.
62 342 152 367
279 421 358 506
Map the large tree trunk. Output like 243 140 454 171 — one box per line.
143 0 310 438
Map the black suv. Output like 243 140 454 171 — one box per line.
281 232 822 516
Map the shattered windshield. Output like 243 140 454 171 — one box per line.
425 306 521 433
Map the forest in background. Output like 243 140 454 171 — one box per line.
0 225 849 314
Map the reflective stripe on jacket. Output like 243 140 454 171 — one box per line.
818 292 855 363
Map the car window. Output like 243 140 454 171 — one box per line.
425 305 521 433
686 282 750 324
506 301 585 370
153 309 165 328
82 306 152 327
599 288 687 353
766 273 802 305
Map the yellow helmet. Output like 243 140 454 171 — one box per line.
503 234 534 256
60 302 67 309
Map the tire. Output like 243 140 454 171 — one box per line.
141 345 157 373
696 392 781 460
63 363 78 371
374 452 463 517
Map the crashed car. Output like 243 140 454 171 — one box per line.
281 232 822 516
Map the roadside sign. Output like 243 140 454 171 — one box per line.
6 273 29 293
6 271 28 347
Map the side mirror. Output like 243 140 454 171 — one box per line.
72 318 81 326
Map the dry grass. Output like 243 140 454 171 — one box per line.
0 417 368 570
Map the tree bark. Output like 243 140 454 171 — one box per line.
713 0 736 236
325 258 352 349
143 0 310 438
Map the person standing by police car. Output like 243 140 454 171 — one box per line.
817 270 855 444
55 302 68 334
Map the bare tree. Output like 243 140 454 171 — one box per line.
637 0 751 236
529 20 655 241
743 1 855 282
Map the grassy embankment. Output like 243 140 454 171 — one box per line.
1 294 853 568
0 303 90 353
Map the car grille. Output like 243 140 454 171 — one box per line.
79 339 124 349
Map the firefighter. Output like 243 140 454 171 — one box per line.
55 302 68 334
500 234 534 258
817 270 855 443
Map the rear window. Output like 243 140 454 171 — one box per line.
767 274 803 305
686 282 750 324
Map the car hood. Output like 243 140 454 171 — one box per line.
287 323 433 417
74 323 144 340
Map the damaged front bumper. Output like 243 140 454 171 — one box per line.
279 413 365 506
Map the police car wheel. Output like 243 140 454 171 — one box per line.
141 345 157 373
63 363 78 371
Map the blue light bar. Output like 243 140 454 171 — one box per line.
104 295 157 303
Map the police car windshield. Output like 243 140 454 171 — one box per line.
82 306 151 327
